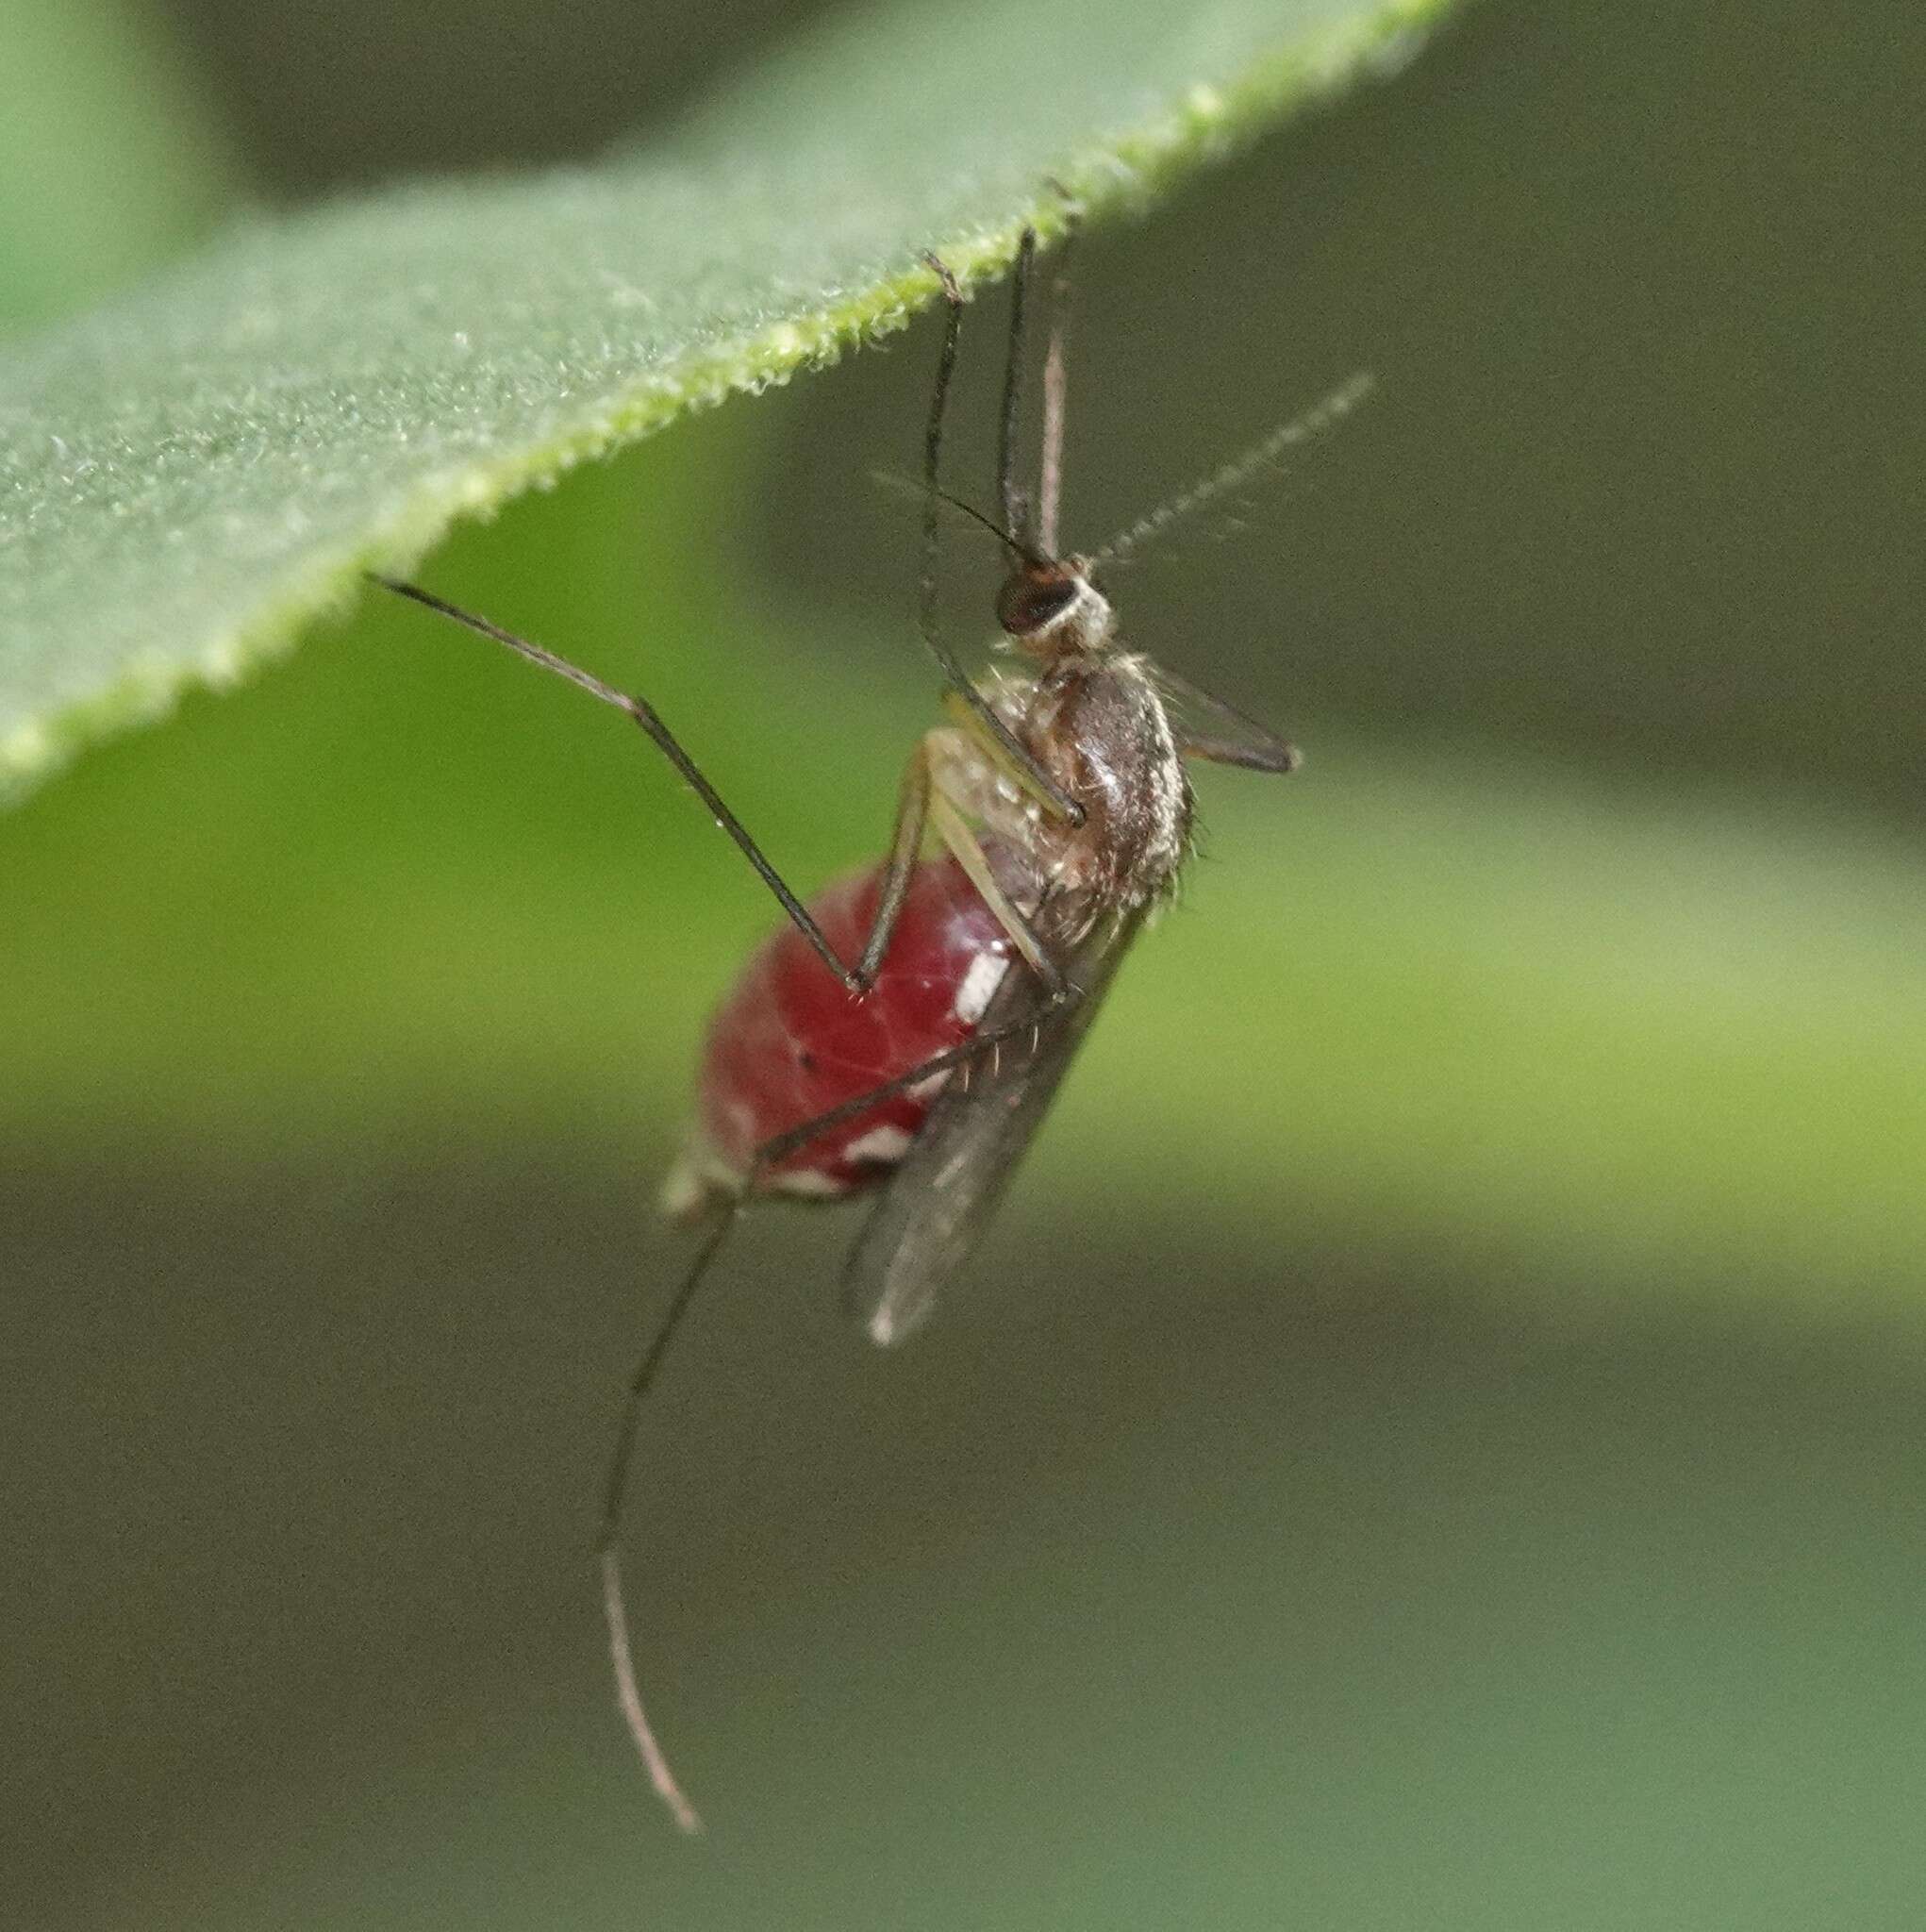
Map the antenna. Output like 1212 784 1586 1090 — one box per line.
1088 370 1376 570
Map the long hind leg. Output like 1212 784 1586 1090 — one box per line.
596 991 1070 1832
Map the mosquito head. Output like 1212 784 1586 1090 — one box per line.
995 557 1112 658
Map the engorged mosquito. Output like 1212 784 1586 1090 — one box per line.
374 225 1371 1832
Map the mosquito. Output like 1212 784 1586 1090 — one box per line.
373 226 1370 1832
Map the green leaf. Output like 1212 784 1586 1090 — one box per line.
0 0 1455 802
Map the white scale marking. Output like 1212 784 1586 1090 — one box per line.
842 1124 915 1165
952 952 1010 1025
771 1168 847 1199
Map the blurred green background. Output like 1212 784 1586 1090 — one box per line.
6 1 1925 1927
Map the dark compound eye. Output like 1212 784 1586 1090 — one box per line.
996 568 1081 638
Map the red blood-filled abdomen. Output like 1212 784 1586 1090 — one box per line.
660 855 1014 1220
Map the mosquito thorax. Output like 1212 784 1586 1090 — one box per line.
995 558 1113 658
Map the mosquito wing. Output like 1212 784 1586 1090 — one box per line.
1151 663 1301 774
840 902 1146 1348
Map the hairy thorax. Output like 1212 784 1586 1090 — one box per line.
953 651 1193 911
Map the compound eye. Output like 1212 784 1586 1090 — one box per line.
996 568 1080 638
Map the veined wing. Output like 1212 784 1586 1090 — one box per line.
1151 662 1301 774
840 901 1147 1348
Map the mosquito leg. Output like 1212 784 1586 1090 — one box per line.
596 991 1071 1830
1038 218 1077 559
926 787 1066 997
372 575 879 994
915 253 1087 829
848 730 1051 994
997 226 1037 547
854 740 934 986
594 1199 735 1835
917 252 963 667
